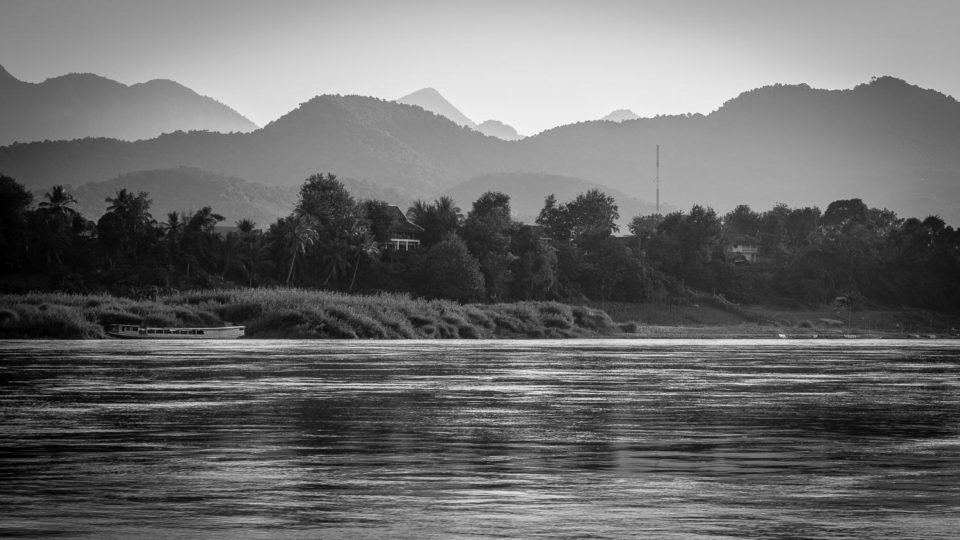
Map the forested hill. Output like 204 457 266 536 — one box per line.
0 94 514 196
63 167 408 226
516 77 960 222
0 64 257 145
1 77 958 223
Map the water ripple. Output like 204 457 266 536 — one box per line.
1 339 958 538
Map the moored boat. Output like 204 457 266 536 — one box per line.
107 324 245 339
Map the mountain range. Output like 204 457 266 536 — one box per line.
396 87 522 140
2 75 959 224
0 64 257 145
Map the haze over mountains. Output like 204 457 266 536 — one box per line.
0 64 257 145
2 74 959 224
63 167 408 226
396 87 522 140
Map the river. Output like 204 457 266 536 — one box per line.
1 339 958 539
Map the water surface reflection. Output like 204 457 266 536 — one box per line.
1 339 958 538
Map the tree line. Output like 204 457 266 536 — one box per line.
1 172 958 311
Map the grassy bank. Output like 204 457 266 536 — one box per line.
2 290 956 340
0 289 621 339
590 300 960 338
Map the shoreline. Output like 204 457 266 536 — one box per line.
1 289 957 340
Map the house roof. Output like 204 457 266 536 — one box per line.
387 205 424 234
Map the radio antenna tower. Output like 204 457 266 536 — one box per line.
655 144 660 214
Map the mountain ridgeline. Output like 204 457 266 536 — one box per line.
396 87 523 140
0 64 257 145
1 76 959 223
62 167 410 226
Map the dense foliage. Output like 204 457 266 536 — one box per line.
1 172 957 312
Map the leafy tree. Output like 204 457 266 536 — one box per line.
723 204 761 236
628 214 663 251
297 173 355 230
360 200 396 243
509 225 557 300
537 189 619 243
535 194 571 242
420 236 485 301
821 198 870 231
645 205 722 290
295 173 371 288
462 191 515 300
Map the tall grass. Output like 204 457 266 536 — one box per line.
0 289 621 339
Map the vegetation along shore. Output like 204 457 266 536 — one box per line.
1 289 956 340
2 169 958 339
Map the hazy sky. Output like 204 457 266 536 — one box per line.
2 0 958 135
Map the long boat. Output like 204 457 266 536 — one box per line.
107 324 245 339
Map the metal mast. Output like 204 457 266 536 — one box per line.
655 144 660 214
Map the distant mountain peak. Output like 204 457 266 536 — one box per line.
407 87 442 98
395 87 478 129
0 63 17 83
477 119 522 141
601 109 640 122
0 67 258 144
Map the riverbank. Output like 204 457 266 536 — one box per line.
0 289 621 339
1 289 956 340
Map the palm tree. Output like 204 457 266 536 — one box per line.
181 206 224 279
347 222 378 291
160 211 185 272
236 218 256 234
435 195 463 237
406 199 431 226
284 216 318 285
106 189 153 224
39 185 79 219
186 206 225 234
161 211 184 238
101 189 155 261
407 197 462 248
36 185 80 267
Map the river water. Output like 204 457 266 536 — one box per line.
1 339 958 539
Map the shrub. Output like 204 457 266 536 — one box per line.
543 315 573 329
218 302 263 324
0 304 103 339
91 309 142 327
619 321 640 333
572 305 616 332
